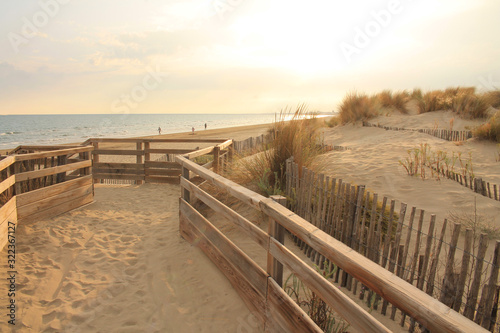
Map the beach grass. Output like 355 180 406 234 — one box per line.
229 105 323 196
338 91 381 124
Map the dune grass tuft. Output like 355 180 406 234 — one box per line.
229 105 324 196
338 91 381 124
473 110 500 143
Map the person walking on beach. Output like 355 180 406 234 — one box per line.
158 126 161 135
205 123 207 130
192 127 195 135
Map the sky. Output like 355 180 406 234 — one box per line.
0 0 499 115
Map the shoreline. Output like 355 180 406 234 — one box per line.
1 122 274 155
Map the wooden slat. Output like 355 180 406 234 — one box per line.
185 146 215 159
259 199 488 333
146 169 181 176
266 278 322 333
15 160 91 182
13 146 93 161
93 168 145 175
17 185 92 220
93 162 145 170
269 238 390 332
144 161 179 169
180 178 269 249
93 149 144 156
93 173 144 181
145 149 193 154
144 176 179 184
0 175 15 195
15 176 92 207
17 192 93 223
179 200 266 327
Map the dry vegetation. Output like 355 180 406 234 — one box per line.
336 87 500 142
228 105 324 196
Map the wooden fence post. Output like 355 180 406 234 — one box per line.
136 141 143 185
213 146 220 173
268 195 286 287
144 141 150 181
92 141 101 184
182 159 190 203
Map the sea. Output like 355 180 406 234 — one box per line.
0 113 283 151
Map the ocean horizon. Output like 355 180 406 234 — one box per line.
0 113 283 150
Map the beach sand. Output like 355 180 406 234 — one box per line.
1 111 498 332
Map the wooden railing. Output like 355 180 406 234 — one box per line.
0 146 93 250
86 138 233 184
176 154 487 332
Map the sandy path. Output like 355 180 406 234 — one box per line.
0 184 251 332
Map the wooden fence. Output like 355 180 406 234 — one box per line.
285 157 500 331
85 138 233 185
363 121 473 142
234 133 273 154
176 153 487 332
0 146 94 250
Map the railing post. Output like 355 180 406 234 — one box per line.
267 195 286 287
136 141 143 185
144 141 150 182
182 158 190 203
213 146 220 173
92 141 100 184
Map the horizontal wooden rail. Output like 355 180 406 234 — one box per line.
0 176 15 195
185 146 215 159
13 146 93 161
144 161 179 169
0 156 15 171
15 160 91 182
93 162 145 170
145 148 193 155
218 139 233 150
93 149 144 156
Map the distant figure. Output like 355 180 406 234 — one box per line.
192 127 195 135
158 126 161 135
205 123 207 130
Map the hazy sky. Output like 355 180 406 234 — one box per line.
1 0 499 115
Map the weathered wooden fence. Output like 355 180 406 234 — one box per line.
176 153 487 332
363 121 473 142
233 133 273 154
85 138 233 185
0 145 94 250
285 157 500 331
